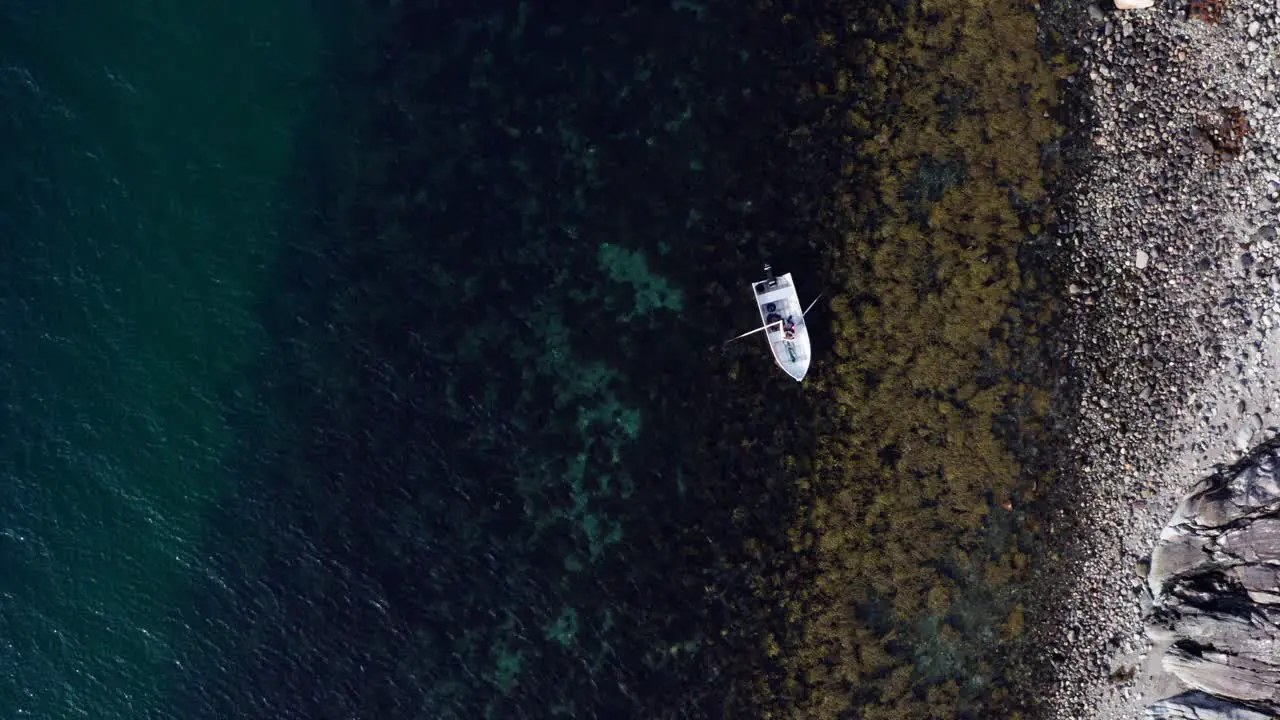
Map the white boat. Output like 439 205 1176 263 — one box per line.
723 264 818 381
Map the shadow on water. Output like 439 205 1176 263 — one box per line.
171 2 823 719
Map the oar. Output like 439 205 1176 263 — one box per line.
720 321 783 348
802 294 824 317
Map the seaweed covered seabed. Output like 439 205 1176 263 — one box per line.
744 1 1084 718
174 1 1091 719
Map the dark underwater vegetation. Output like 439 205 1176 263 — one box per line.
0 0 1079 718
178 1 1075 717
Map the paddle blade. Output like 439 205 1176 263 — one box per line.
721 321 781 347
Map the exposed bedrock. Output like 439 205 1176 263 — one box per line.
1145 440 1280 717
1147 690 1274 720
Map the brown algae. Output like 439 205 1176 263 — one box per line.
753 1 1073 718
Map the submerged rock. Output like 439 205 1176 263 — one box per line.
1145 441 1280 716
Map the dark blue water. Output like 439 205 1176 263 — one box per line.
0 1 817 717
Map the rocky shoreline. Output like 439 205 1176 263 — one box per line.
1032 0 1280 717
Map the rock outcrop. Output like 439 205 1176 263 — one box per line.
1148 690 1273 720
1157 691 1274 717
1145 440 1280 717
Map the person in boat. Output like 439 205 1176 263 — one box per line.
783 315 797 340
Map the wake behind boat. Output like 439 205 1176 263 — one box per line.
722 264 819 382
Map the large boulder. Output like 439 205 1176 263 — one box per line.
1147 690 1274 719
1144 440 1280 716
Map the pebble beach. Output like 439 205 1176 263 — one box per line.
1034 0 1280 716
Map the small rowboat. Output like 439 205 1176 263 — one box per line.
723 264 820 382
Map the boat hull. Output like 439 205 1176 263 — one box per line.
752 272 811 381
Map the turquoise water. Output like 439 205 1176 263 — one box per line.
0 1 840 717
0 2 319 715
